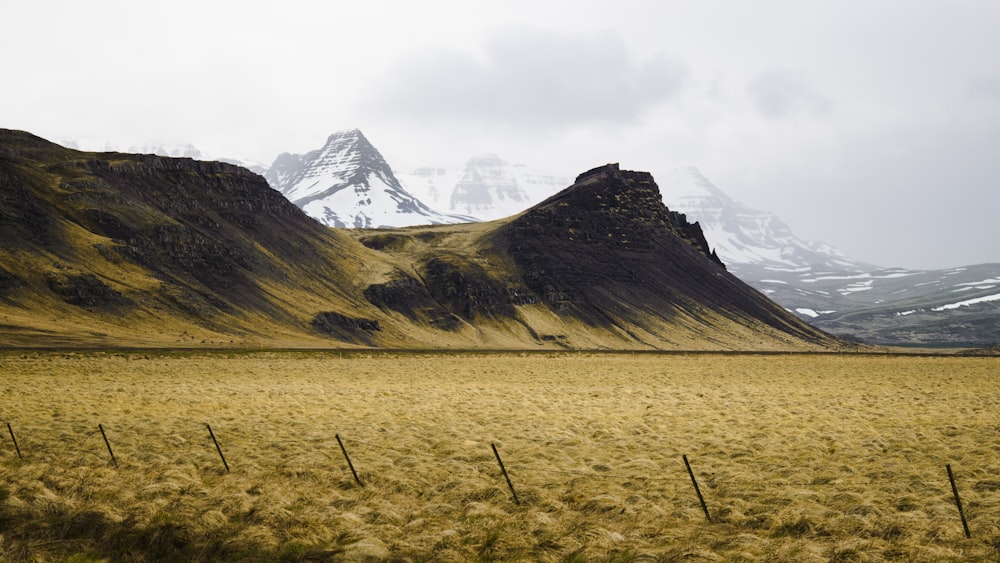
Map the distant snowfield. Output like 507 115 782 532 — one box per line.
955 278 1000 287
794 307 835 318
896 291 1000 315
932 293 1000 311
801 271 915 283
839 280 874 294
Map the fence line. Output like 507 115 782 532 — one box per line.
0 420 974 488
2 418 984 537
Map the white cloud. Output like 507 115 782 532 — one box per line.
364 26 688 129
747 69 832 119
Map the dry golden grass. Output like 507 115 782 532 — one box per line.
1 351 999 561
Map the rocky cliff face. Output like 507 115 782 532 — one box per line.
495 164 820 342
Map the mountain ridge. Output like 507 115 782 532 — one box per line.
0 129 845 351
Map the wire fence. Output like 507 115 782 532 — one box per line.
0 419 983 539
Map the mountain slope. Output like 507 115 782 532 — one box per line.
0 130 847 350
0 129 378 347
352 164 842 350
798 265 1000 346
265 130 472 228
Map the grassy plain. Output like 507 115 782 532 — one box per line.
1 351 998 561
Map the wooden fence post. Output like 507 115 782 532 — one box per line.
491 443 520 505
946 464 971 538
206 424 230 473
6 422 22 459
98 424 118 468
335 434 364 487
683 454 711 522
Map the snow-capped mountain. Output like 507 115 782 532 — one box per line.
660 166 1000 346
265 130 473 229
658 167 876 278
398 155 571 221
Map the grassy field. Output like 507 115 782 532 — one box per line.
1 351 999 561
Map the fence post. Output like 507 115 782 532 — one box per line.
946 464 971 538
6 422 22 459
206 424 230 473
335 434 364 487
683 454 711 522
98 424 118 468
491 443 520 505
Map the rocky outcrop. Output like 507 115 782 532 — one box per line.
497 163 825 341
312 312 381 345
44 272 132 309
363 274 462 330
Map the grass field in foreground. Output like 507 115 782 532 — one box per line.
1 351 999 561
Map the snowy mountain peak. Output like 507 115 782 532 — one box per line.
660 166 738 220
658 167 873 276
270 129 391 206
265 130 473 229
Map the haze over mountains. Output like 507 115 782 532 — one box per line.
657 168 1000 347
258 129 999 348
397 154 571 221
0 129 841 351
47 128 1000 348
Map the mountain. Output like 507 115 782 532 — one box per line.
265 130 473 228
962 342 1000 356
0 130 846 351
659 166 1000 347
796 265 1000 346
397 155 570 221
658 167 877 279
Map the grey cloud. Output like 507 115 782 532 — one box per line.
967 75 1000 101
747 69 831 119
365 26 688 128
784 116 1000 269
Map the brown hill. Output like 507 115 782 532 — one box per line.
959 342 1000 356
0 130 844 350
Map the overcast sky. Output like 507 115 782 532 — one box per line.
4 0 999 269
